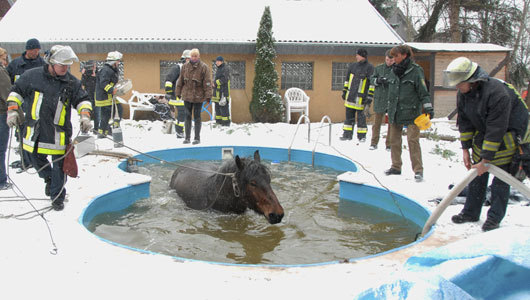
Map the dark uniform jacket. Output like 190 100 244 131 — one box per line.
457 67 529 166
81 72 97 101
370 63 395 114
7 65 91 155
175 60 212 104
6 52 45 84
387 59 431 125
212 63 230 102
95 63 119 107
165 61 185 107
343 59 374 110
0 65 11 114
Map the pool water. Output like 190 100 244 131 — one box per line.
88 160 421 265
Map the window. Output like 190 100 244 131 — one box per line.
160 60 179 89
332 62 350 91
281 62 313 90
211 61 246 89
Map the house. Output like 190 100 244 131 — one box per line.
0 0 405 123
406 42 512 118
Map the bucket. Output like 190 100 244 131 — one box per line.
414 113 431 130
73 135 95 157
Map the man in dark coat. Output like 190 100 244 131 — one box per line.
6 38 45 172
212 56 231 126
81 60 98 132
445 57 529 231
6 45 92 210
369 50 394 151
95 51 122 138
340 48 374 142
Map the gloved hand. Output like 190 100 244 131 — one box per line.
341 90 347 100
364 104 372 118
79 111 93 133
7 109 21 128
376 77 387 85
165 94 171 101
424 107 434 120
219 96 227 106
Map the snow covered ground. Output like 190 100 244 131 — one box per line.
1 116 529 299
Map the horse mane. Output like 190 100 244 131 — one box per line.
217 156 271 186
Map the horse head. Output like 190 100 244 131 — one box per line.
235 150 284 224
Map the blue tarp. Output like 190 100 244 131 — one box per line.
356 227 530 299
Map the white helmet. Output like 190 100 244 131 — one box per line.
46 45 78 65
106 51 123 61
181 49 191 59
443 57 478 87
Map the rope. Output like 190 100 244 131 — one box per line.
3 127 59 255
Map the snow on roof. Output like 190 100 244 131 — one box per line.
407 42 512 52
0 0 403 46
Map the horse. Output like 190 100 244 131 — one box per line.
169 150 284 224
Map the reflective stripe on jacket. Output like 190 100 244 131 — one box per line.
212 63 230 102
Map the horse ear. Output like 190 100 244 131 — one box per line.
235 155 244 170
254 150 261 162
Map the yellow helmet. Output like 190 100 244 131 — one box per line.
443 57 478 87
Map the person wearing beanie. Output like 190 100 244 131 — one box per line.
175 48 212 144
340 48 374 143
5 38 46 173
212 56 231 126
164 50 191 138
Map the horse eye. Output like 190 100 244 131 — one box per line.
250 180 257 187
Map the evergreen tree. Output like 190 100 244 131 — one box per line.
250 6 284 123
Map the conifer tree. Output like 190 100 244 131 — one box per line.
250 6 284 123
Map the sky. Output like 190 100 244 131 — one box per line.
1 116 529 299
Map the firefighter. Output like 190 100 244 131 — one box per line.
444 57 528 231
6 45 92 211
165 49 190 138
340 48 374 142
95 51 122 138
212 56 231 126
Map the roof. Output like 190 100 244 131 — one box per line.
407 42 512 52
0 0 403 54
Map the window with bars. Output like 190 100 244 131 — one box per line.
332 62 350 91
159 60 179 89
211 61 246 89
281 62 313 90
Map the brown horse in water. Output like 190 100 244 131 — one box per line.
169 150 284 224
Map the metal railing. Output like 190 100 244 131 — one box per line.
312 115 332 167
288 114 311 161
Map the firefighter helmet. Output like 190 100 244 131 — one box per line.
45 45 78 66
106 51 123 61
443 57 478 87
181 49 191 59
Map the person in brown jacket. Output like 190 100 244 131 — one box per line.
0 47 12 189
175 48 212 144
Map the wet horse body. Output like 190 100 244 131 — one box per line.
170 151 284 224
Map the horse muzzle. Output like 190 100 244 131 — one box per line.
267 212 284 224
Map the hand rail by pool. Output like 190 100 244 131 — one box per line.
288 114 311 161
312 116 332 167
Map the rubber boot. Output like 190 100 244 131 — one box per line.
193 121 201 144
183 119 192 144
45 177 51 197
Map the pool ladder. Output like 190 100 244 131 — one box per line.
288 114 332 167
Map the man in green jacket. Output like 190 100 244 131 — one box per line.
385 45 433 182
369 50 394 151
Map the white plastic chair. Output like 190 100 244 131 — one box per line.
119 90 165 120
284 87 310 123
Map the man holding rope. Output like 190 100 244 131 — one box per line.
6 45 93 211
